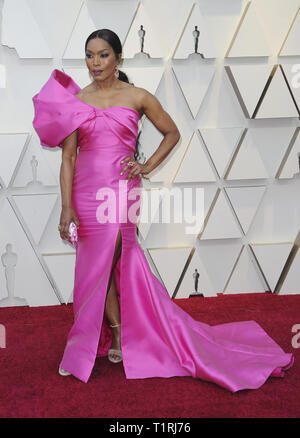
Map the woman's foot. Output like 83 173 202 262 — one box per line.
58 367 71 376
108 323 122 363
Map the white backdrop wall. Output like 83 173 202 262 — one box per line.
0 0 300 308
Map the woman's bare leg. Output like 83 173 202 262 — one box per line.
105 272 121 355
104 230 122 359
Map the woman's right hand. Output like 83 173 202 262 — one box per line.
58 207 80 241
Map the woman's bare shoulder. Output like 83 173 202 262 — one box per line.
131 86 159 110
131 85 152 99
126 83 148 99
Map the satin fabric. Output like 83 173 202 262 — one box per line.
32 69 294 392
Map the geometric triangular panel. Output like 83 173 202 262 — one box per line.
39 197 77 254
281 63 300 119
63 0 137 59
279 7 300 56
225 64 274 118
226 2 271 58
148 247 191 297
0 134 27 187
279 247 300 295
176 239 242 298
255 65 299 118
224 245 267 294
1 0 52 58
43 253 76 304
173 132 216 182
254 0 300 56
172 62 216 118
149 132 192 184
173 2 217 59
63 3 96 59
137 188 164 240
225 186 266 234
279 130 300 179
200 191 242 240
12 137 58 188
0 198 60 306
12 194 58 245
227 126 295 180
200 127 243 178
123 3 167 59
144 184 217 248
251 242 293 291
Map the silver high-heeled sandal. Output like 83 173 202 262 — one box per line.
58 367 71 376
108 323 122 363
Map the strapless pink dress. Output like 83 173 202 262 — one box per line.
32 69 294 392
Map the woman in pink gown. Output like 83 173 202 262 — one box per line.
32 29 294 393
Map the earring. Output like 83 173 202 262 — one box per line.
114 67 119 78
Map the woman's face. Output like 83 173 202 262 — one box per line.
85 37 121 80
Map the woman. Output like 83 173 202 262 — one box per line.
32 29 294 392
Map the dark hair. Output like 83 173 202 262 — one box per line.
85 29 141 160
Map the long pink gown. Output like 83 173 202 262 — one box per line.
32 69 294 392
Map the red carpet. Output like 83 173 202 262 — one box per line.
0 292 299 418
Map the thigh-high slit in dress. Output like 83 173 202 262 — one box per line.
32 69 294 392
